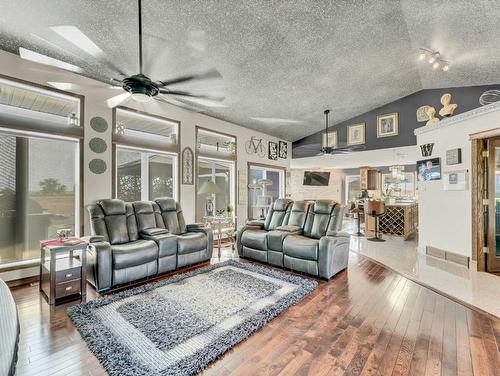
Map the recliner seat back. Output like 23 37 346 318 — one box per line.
132 201 165 233
303 200 338 239
285 201 310 229
263 198 292 231
155 197 187 234
88 199 139 245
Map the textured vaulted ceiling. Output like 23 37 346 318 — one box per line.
0 0 499 141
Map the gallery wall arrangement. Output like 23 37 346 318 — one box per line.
293 84 500 158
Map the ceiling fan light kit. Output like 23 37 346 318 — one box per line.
418 48 450 72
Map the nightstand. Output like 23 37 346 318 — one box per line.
39 241 87 305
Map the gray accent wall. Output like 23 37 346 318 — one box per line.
293 85 500 159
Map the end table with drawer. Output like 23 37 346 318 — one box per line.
39 241 87 305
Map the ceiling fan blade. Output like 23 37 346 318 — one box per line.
159 89 224 101
156 68 222 87
19 47 82 73
106 92 131 108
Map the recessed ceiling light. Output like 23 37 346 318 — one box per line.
47 82 79 90
19 47 82 72
50 26 104 57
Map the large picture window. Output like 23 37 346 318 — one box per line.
116 146 177 202
0 130 79 264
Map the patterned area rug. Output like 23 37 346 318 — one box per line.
68 260 317 376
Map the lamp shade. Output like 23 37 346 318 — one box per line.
197 180 221 195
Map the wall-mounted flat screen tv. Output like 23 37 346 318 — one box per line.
303 171 330 186
417 157 441 181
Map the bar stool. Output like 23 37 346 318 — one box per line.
350 203 364 237
365 199 386 242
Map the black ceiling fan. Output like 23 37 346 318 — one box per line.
294 110 366 156
318 109 365 155
105 0 224 106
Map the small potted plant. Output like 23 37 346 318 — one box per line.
225 204 234 218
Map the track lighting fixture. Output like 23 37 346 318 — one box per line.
417 48 450 72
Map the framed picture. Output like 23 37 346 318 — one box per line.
347 123 365 145
443 169 468 191
322 131 337 148
446 148 462 165
268 141 278 160
377 112 399 138
417 157 441 181
278 140 288 159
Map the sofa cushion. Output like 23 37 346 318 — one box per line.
241 229 268 251
111 240 158 269
283 235 319 261
177 232 207 255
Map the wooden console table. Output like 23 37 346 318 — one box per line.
365 202 418 240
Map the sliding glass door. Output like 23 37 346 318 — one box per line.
0 131 79 264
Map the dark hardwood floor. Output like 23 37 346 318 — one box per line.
11 251 500 376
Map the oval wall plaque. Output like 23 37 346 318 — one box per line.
89 159 107 174
89 137 107 154
90 117 108 133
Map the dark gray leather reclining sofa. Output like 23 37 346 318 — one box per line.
237 199 350 279
86 198 213 292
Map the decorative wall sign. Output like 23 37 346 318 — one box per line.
90 117 108 133
181 147 194 185
89 137 107 154
446 148 462 165
268 141 278 160
347 123 365 145
376 112 398 138
443 169 468 191
420 143 434 157
278 141 288 159
89 159 107 174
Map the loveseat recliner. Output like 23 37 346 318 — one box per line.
86 198 212 292
237 199 350 279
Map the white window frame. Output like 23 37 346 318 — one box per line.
0 127 81 237
115 144 178 201
196 156 236 220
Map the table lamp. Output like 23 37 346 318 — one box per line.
198 180 221 216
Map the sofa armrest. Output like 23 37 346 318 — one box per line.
86 241 112 292
141 227 169 236
276 225 301 233
81 235 105 244
186 224 214 258
318 233 351 280
325 231 350 238
245 220 265 228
